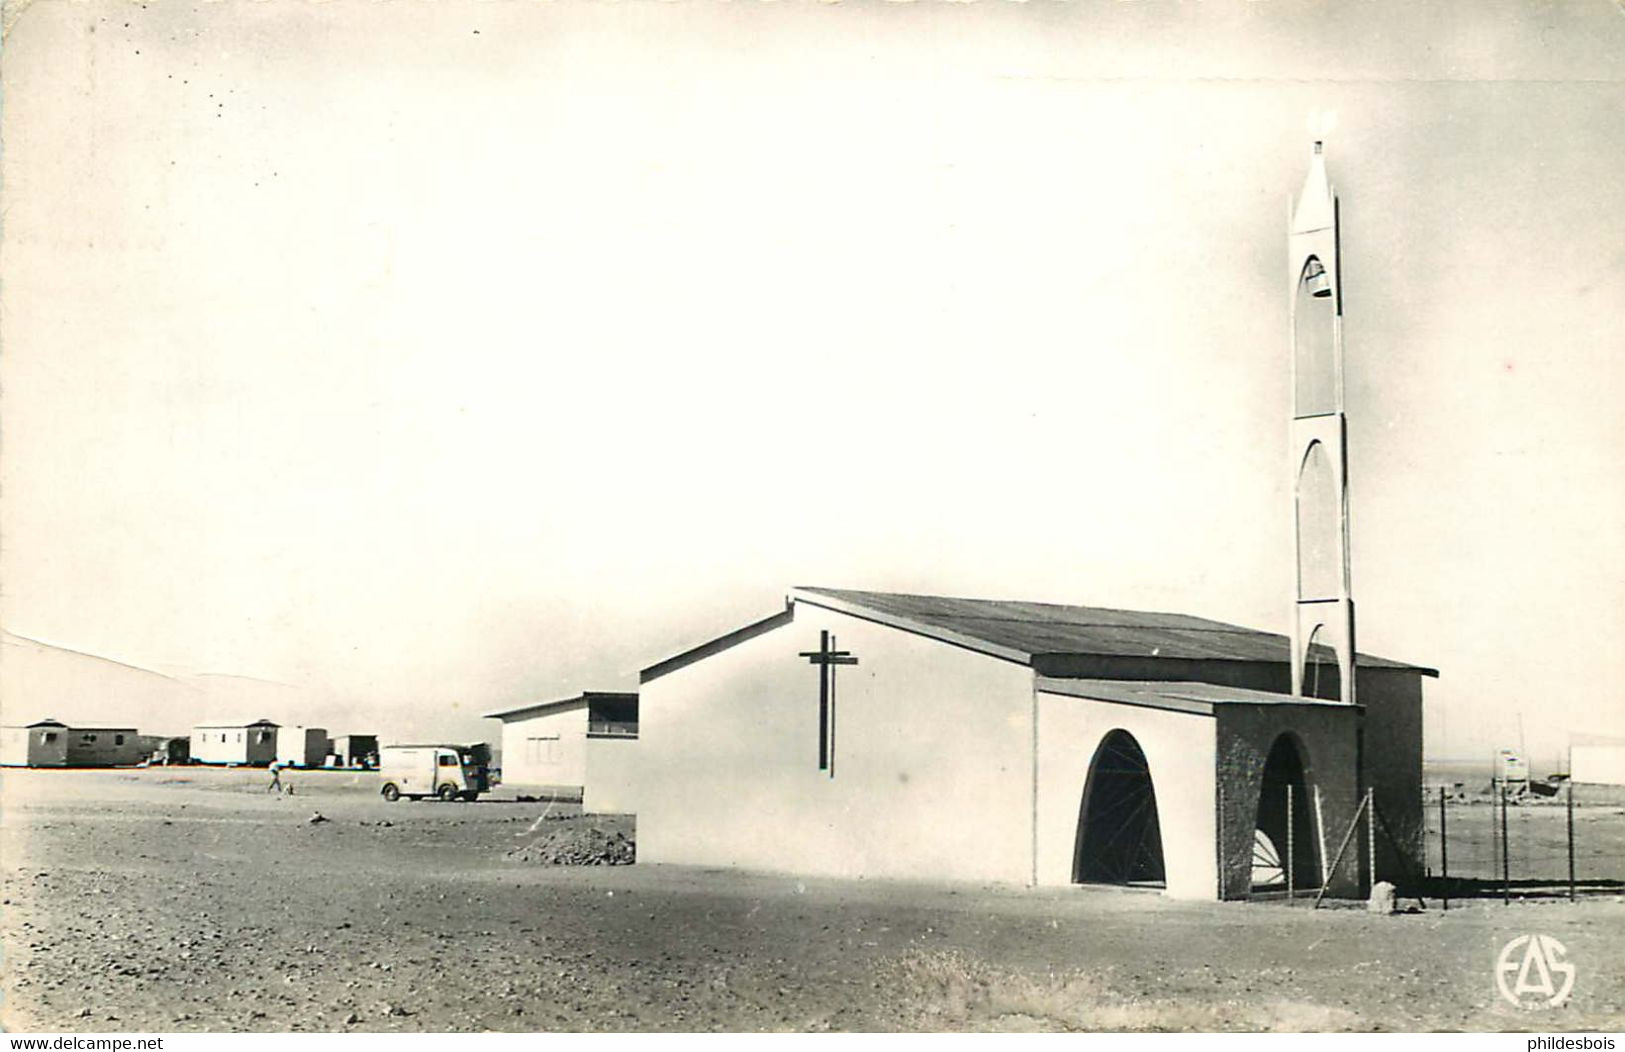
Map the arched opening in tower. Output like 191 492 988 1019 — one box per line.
1296 441 1341 602
1073 729 1166 887
1251 734 1321 892
1302 624 1343 701
1294 255 1337 417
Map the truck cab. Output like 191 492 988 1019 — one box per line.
379 743 491 802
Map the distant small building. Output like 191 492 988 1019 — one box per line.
192 718 279 766
330 734 378 768
145 735 191 765
1 719 70 766
276 725 328 768
484 692 637 810
0 719 144 767
67 726 144 766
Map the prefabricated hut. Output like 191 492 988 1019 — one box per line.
146 735 191 765
330 734 378 768
485 692 638 810
191 718 279 766
0 719 71 766
0 719 145 767
276 726 329 768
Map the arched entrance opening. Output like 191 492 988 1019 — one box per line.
1252 734 1320 892
1073 730 1166 887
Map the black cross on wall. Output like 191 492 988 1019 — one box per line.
800 630 858 775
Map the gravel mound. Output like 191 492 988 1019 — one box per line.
505 816 634 866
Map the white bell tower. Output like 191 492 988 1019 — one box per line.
1289 141 1355 703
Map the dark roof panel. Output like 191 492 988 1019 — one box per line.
484 691 637 721
793 587 1435 674
1036 677 1358 715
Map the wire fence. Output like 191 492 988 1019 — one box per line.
1419 781 1625 903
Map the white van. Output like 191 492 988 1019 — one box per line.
379 744 491 802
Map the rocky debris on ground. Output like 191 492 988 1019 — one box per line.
504 820 634 866
307 813 330 825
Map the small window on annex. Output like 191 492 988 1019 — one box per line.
587 696 639 738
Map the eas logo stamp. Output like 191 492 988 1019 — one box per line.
1496 934 1576 1009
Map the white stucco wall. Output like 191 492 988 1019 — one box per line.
583 735 639 812
498 703 588 790
632 601 1035 884
1034 691 1217 900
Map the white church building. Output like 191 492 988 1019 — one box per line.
610 143 1438 901
623 587 1433 900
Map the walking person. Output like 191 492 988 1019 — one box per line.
267 759 288 794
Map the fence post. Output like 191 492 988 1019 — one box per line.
1366 787 1376 892
1490 778 1500 896
1500 782 1511 905
1287 780 1300 904
1567 780 1576 902
1313 791 1370 909
1438 786 1449 911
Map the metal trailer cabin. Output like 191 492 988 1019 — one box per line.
276 726 329 768
0 720 144 767
147 736 191 765
330 734 379 768
192 719 280 766
0 720 72 767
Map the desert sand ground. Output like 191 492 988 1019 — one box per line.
2 767 1622 1033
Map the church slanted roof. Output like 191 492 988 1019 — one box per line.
639 586 1437 683
790 587 1436 675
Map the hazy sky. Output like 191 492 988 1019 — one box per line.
2 0 1622 760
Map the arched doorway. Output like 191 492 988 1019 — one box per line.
1073 730 1166 887
1252 734 1320 892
